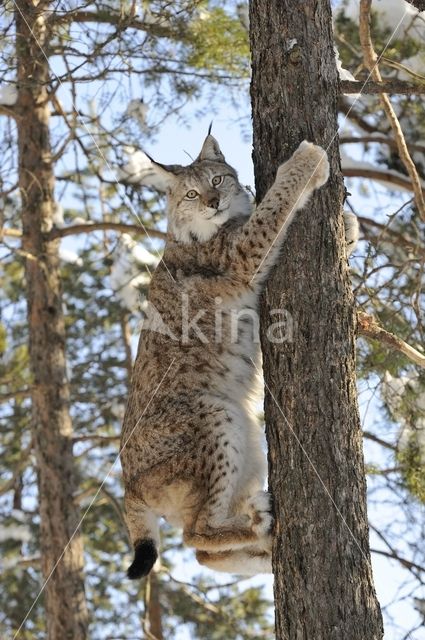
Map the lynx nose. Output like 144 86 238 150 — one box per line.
202 191 220 210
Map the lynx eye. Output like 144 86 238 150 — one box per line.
212 175 223 186
185 189 199 199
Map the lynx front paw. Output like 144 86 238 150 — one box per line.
292 140 330 189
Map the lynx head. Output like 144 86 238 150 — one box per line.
150 134 252 243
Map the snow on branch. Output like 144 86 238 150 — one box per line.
0 524 31 543
0 84 18 118
359 0 425 220
341 150 425 195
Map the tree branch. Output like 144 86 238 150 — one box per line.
370 524 425 577
371 548 425 574
357 311 425 368
49 222 166 241
50 10 185 40
343 166 425 195
340 135 425 155
340 80 425 95
357 214 425 259
339 99 378 134
363 431 396 451
0 104 18 118
0 227 22 240
359 0 425 220
2 222 166 243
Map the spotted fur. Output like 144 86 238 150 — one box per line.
120 135 337 577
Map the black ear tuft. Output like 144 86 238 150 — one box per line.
197 133 225 163
208 121 213 135
127 539 158 579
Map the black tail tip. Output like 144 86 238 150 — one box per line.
127 539 158 579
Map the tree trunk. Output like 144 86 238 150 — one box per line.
249 1 384 638
146 573 164 640
16 2 88 637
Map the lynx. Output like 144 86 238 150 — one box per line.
120 133 358 578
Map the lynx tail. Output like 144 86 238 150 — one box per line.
127 539 158 579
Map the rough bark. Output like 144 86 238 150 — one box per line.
16 1 88 637
249 1 383 639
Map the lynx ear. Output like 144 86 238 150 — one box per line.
144 152 183 189
197 135 225 162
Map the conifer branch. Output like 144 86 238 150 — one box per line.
0 441 33 496
50 10 184 40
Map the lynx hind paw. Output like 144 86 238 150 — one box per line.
294 140 330 188
248 491 273 538
343 211 359 257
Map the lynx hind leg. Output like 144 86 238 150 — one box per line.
185 491 261 552
184 487 273 554
184 428 264 552
124 491 159 579
196 547 272 576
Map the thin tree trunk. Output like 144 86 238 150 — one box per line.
16 1 88 637
146 572 164 640
249 1 383 638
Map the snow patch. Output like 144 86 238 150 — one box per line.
0 524 31 543
52 202 64 227
125 99 149 126
382 371 425 452
340 149 421 194
110 233 158 311
59 247 83 267
334 46 356 82
0 84 17 106
339 0 424 38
